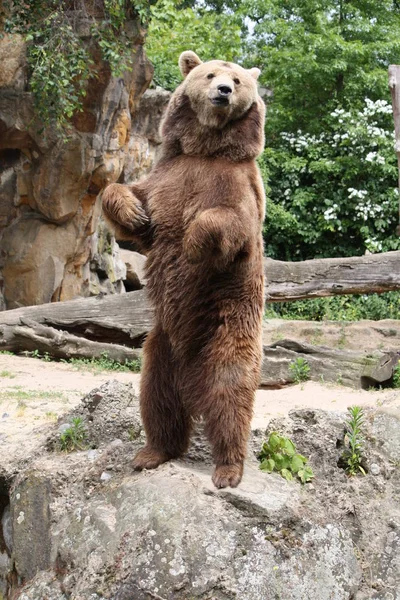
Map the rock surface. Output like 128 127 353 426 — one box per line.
1 380 400 599
0 9 164 309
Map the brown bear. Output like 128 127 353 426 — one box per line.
102 51 266 488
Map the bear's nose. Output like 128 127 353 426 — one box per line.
217 84 233 97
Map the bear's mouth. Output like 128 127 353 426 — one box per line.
210 97 230 108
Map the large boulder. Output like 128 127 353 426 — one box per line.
1 381 400 599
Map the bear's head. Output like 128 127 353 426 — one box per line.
160 52 265 162
178 51 261 128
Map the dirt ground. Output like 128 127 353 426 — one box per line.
1 352 399 458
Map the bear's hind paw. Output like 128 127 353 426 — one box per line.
132 446 170 471
212 463 244 489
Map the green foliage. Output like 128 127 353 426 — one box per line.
393 361 400 389
259 432 314 484
4 0 150 131
289 357 311 384
341 406 366 476
59 417 88 452
145 0 242 90
265 292 400 321
244 0 400 134
262 99 399 259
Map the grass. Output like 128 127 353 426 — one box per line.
0 370 16 378
18 348 142 374
0 387 69 404
65 353 142 374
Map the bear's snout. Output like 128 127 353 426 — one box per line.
217 84 232 97
209 83 233 107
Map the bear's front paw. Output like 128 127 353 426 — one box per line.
102 183 149 230
212 463 244 489
183 228 216 264
132 446 170 471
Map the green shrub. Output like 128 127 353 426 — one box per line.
259 432 314 484
265 292 400 322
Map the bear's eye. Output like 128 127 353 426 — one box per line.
234 78 240 85
207 73 215 79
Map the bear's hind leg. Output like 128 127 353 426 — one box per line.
200 366 256 489
133 325 191 471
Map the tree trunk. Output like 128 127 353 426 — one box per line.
389 65 400 235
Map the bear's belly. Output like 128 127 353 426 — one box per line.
145 233 264 357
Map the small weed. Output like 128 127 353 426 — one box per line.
0 370 15 378
0 350 13 355
16 399 27 417
337 324 347 349
128 427 140 441
59 417 88 452
289 357 310 384
24 349 52 361
45 411 58 421
258 432 314 484
393 360 400 389
341 406 366 476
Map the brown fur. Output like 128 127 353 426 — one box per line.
102 52 266 488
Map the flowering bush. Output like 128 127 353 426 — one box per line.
262 98 400 259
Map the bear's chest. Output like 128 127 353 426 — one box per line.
148 155 252 232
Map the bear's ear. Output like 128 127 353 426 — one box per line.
179 51 203 78
248 67 261 81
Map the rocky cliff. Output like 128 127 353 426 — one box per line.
0 16 169 310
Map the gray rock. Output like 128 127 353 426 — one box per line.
119 249 147 289
3 384 400 599
370 463 381 476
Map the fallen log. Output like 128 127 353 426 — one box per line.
0 290 152 348
0 319 142 362
0 251 399 383
261 340 399 390
265 250 400 301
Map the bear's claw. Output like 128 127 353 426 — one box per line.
212 463 243 489
132 446 170 471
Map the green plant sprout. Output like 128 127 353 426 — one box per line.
259 432 314 484
59 417 88 452
393 360 400 388
289 357 311 384
342 406 366 476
